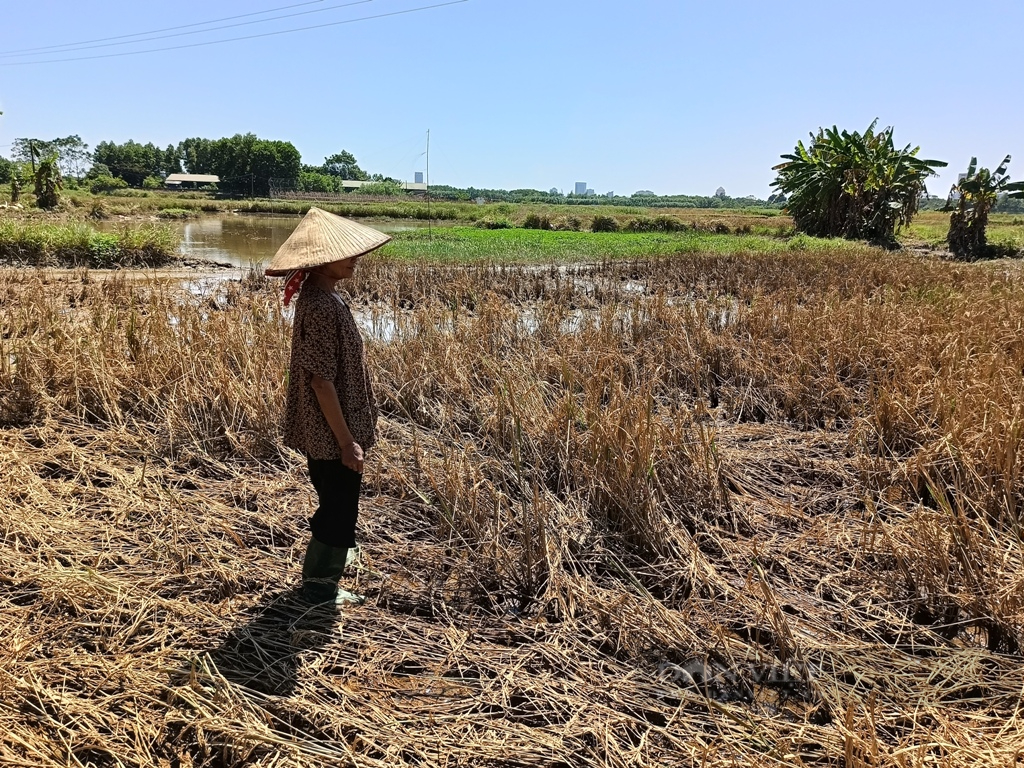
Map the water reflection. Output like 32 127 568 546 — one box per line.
101 215 427 268
178 216 296 267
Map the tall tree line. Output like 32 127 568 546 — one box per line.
6 133 316 196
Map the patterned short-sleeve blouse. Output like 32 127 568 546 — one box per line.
282 281 378 460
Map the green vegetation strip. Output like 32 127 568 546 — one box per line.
907 212 1024 251
377 226 874 263
0 220 180 268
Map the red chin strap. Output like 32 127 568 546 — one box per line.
283 270 307 306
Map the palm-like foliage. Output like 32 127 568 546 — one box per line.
772 121 946 247
33 154 63 210
945 155 1024 261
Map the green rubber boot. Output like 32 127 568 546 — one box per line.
301 538 366 605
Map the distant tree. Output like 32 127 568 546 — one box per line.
11 137 54 166
93 140 169 186
163 144 182 175
994 194 1024 214
944 155 1024 260
11 136 90 179
772 121 945 246
356 180 405 196
715 187 726 197
53 136 90 179
321 151 368 180
249 137 301 196
85 163 112 180
298 170 340 194
0 156 12 184
179 133 300 196
178 137 213 176
90 175 129 194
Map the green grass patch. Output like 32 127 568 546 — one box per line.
0 220 180 267
375 226 874 264
904 211 1024 253
156 208 200 220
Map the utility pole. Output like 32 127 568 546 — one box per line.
29 139 37 174
426 129 431 243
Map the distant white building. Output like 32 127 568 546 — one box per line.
414 171 424 184
574 181 587 195
605 191 614 198
586 188 595 196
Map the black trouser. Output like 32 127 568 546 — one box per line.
306 457 362 549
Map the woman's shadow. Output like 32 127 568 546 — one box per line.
204 588 341 697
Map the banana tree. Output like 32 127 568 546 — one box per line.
945 155 1024 261
33 154 63 210
772 120 946 247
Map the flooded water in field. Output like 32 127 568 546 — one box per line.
143 218 743 345
101 215 428 268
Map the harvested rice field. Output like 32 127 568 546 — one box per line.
2 246 1024 767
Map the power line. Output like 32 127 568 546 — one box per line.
0 0 379 60
0 0 326 56
0 1 468 66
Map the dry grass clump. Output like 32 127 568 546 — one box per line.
2 248 1024 766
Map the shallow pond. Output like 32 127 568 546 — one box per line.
101 215 428 268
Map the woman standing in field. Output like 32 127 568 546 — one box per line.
265 207 391 605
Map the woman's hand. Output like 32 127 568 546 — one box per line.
341 440 364 474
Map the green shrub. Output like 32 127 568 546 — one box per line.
142 176 163 190
85 163 111 180
692 219 732 234
591 215 620 233
0 221 179 267
355 180 405 197
625 216 686 233
89 199 109 220
522 213 552 230
91 175 129 194
653 215 685 232
625 216 658 233
87 232 121 267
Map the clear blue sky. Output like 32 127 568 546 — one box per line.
1 0 1021 198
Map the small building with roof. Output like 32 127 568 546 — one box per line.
165 173 220 189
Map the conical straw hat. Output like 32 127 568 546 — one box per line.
264 207 392 276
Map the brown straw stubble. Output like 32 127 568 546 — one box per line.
1 250 1024 766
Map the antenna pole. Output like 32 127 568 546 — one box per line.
426 129 431 243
